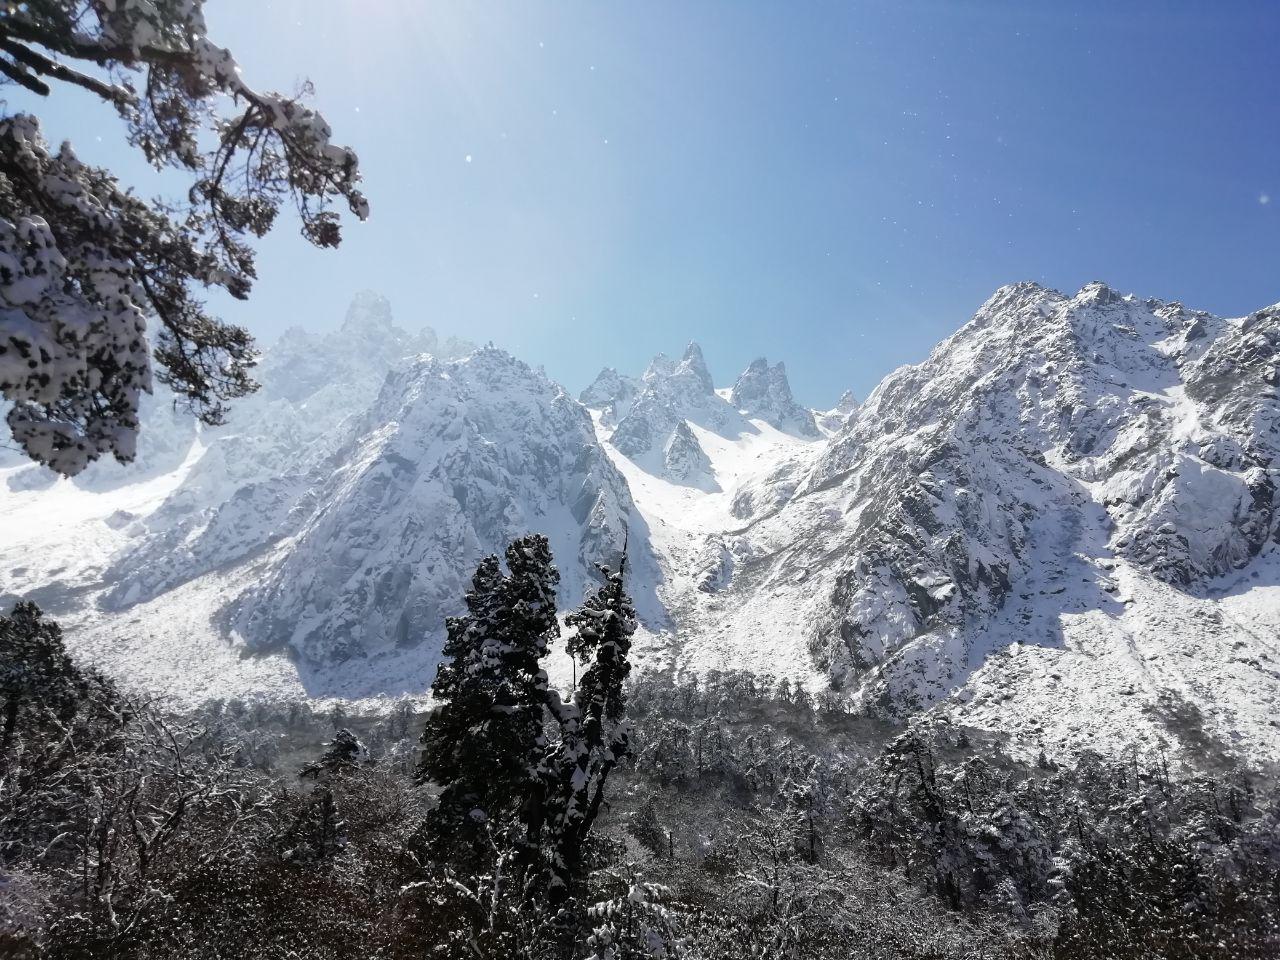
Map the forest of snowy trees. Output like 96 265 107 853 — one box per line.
2 535 1278 958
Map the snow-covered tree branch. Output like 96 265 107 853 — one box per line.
0 0 367 474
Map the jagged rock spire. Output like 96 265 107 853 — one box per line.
675 342 715 395
730 357 818 437
341 289 396 334
663 420 714 487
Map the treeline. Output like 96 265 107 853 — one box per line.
2 541 1278 958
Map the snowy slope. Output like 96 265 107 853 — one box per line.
581 347 841 685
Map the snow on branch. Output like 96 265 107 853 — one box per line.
0 0 367 474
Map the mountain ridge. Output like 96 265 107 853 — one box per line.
1 282 1276 768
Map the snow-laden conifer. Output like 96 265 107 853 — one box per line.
538 551 638 909
416 536 560 868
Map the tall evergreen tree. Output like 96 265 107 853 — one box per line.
492 534 561 791
540 552 638 909
417 537 560 868
301 728 366 779
0 601 97 766
415 533 640 952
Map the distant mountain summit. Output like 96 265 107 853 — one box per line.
606 342 749 472
729 357 819 436
816 390 858 433
587 343 820 483
579 367 639 426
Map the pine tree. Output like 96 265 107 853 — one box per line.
540 552 638 910
301 728 365 779
781 762 835 864
773 676 794 705
417 537 560 867
414 534 642 950
491 534 560 801
0 601 98 766
282 786 348 863
626 794 669 859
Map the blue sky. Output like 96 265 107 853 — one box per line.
16 0 1280 408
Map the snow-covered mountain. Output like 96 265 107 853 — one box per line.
2 282 1278 768
97 291 479 614
612 281 1279 765
584 342 818 489
228 347 640 664
580 367 640 427
604 343 753 469
795 281 1277 680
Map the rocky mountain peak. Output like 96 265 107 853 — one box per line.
729 356 818 437
333 291 476 362
582 367 625 404
673 341 715 395
611 343 750 464
815 389 859 433
1073 280 1127 307
663 419 715 488
643 353 675 382
341 289 397 334
580 367 642 430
